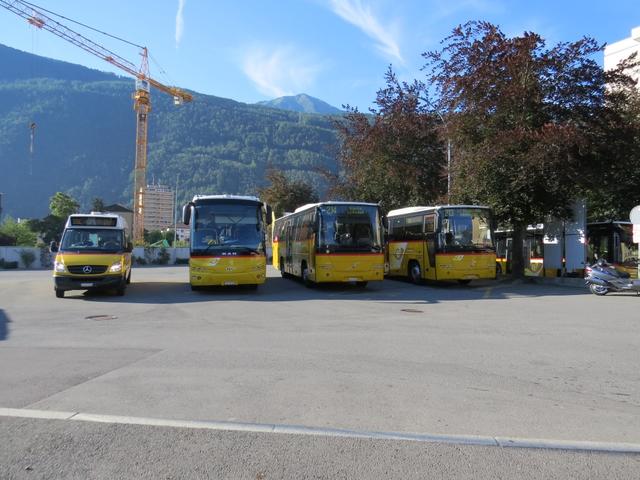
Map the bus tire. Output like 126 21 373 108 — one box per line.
356 281 368 288
458 279 472 285
408 261 422 284
126 269 131 284
55 289 65 298
302 262 314 288
496 262 502 275
280 259 289 279
115 280 126 296
191 284 202 291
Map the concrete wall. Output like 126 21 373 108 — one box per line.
0 247 190 270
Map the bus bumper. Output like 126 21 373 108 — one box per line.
54 274 125 291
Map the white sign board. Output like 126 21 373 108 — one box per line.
630 205 640 225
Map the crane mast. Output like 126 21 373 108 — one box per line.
0 0 193 243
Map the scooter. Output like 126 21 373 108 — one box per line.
584 259 640 296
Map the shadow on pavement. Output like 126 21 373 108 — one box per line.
66 272 589 305
0 309 10 341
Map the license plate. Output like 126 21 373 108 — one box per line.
81 283 94 287
223 281 238 286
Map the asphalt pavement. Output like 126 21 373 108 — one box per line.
1 266 639 478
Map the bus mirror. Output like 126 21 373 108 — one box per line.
49 240 58 253
182 203 193 225
381 215 389 229
265 205 273 225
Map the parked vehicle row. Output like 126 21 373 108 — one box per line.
50 197 502 298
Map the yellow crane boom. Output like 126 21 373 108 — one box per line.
0 0 192 242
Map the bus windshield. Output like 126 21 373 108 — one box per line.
60 228 124 253
318 204 382 252
192 203 263 255
438 208 494 252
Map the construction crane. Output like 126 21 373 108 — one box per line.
0 0 193 242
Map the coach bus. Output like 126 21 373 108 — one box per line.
495 225 545 276
587 221 638 278
273 202 386 287
386 205 496 284
182 195 272 290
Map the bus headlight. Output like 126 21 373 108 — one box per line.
54 261 66 273
109 262 123 273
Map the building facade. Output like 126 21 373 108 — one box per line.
144 184 175 232
604 26 640 83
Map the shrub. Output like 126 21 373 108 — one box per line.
19 250 36 269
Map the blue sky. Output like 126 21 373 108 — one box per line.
1 0 639 110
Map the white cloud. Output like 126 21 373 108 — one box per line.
175 0 186 47
328 0 403 64
242 46 324 98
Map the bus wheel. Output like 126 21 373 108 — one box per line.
191 284 202 291
280 259 289 279
55 289 65 298
355 281 368 288
302 263 314 288
496 263 502 275
115 281 126 296
126 269 132 284
458 279 472 285
408 261 422 284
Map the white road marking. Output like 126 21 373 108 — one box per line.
2 407 639 454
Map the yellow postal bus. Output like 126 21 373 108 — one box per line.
51 213 133 297
387 205 496 284
182 195 272 290
273 202 386 287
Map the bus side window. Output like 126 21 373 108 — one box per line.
405 216 423 239
390 217 405 241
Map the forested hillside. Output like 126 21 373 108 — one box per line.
0 44 339 218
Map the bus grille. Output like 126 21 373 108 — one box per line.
67 265 108 274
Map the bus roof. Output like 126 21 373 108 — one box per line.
192 194 261 203
65 213 127 230
387 205 491 217
294 201 379 214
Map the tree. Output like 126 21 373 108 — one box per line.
423 21 609 276
27 215 65 244
582 55 640 220
91 197 105 212
49 192 79 219
0 217 37 246
332 68 446 212
259 169 319 217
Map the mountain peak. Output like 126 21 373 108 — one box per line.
257 94 342 115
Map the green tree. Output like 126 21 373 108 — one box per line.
259 169 319 217
0 217 37 246
27 215 65 244
49 192 79 218
423 21 609 276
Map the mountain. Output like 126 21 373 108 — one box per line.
0 44 340 219
257 94 343 115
